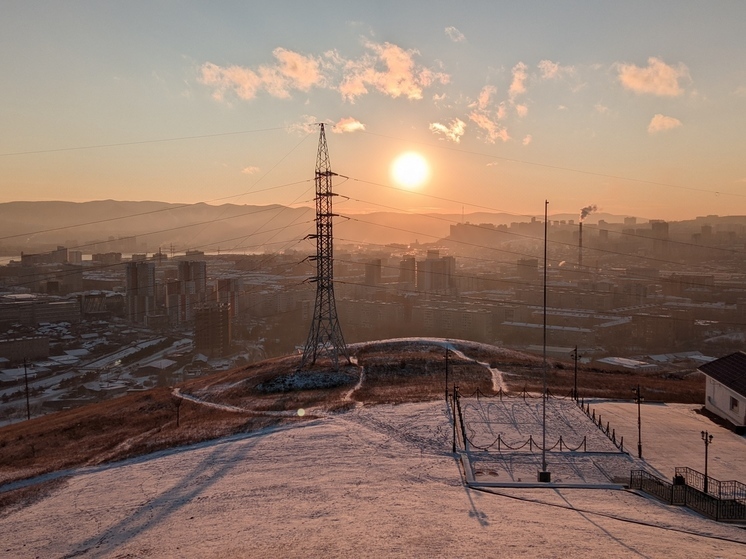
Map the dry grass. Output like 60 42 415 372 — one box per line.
353 344 491 402
0 338 706 505
0 477 69 519
0 388 285 488
502 362 705 403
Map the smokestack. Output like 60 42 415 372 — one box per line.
578 222 583 270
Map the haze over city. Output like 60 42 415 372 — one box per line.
2 1 745 220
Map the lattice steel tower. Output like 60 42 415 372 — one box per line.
300 123 349 370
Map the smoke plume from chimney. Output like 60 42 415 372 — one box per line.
579 204 597 222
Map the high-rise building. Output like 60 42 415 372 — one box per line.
417 252 456 293
398 256 416 290
365 259 382 286
166 260 208 325
194 302 231 356
126 261 155 323
217 277 242 318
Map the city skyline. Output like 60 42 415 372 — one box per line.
2 2 746 221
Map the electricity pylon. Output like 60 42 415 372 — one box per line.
300 123 349 370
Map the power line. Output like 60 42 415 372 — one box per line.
358 130 745 199
0 127 287 157
342 177 746 257
0 179 312 242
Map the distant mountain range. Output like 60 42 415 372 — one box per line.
0 199 657 256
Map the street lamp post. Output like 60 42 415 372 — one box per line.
571 346 579 401
538 200 551 483
632 385 643 459
444 348 449 403
23 358 31 421
701 430 713 493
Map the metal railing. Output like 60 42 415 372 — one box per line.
632 468 746 522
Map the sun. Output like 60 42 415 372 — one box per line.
391 152 430 189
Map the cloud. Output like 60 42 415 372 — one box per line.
241 166 260 175
515 104 528 117
332 117 366 133
648 113 682 134
495 102 507 119
733 86 746 97
509 62 528 100
199 48 322 101
429 118 466 143
468 111 509 143
199 63 262 101
338 41 449 102
289 115 319 135
200 40 450 105
445 26 465 42
522 135 532 146
474 85 497 110
594 104 610 114
538 60 575 80
617 57 689 96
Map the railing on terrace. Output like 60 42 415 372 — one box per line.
632 468 746 522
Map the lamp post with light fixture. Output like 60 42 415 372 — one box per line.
701 430 713 493
632 385 643 459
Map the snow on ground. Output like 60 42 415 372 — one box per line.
587 399 746 482
1 400 745 558
460 396 643 486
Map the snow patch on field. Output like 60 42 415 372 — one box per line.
2 400 745 557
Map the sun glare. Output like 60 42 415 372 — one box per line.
391 152 430 189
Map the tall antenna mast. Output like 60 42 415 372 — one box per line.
300 123 349 370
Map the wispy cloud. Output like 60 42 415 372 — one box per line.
594 104 610 114
509 62 528 100
445 26 465 42
332 117 365 133
289 115 319 135
199 48 322 101
468 111 509 143
200 41 448 105
648 113 682 134
515 104 528 117
241 166 260 175
473 85 496 110
429 118 466 143
538 60 575 80
522 135 532 146
338 41 449 102
618 57 689 96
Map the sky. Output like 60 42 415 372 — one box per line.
2 1 746 221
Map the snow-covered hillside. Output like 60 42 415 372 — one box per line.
1 398 745 558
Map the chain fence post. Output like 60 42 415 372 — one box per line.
451 386 457 453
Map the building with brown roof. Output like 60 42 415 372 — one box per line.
699 351 746 431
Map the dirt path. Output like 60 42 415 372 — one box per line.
448 346 507 393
